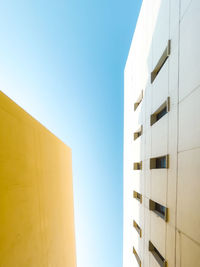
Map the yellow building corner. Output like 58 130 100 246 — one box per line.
0 91 76 267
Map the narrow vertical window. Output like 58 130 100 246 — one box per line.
150 97 170 126
133 220 142 237
134 125 143 141
150 155 169 169
149 199 168 221
133 161 142 170
133 191 142 203
149 241 167 267
134 90 143 111
133 246 141 266
151 40 171 83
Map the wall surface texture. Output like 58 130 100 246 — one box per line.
0 91 76 267
124 0 200 266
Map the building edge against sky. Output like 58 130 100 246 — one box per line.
0 91 76 267
124 0 200 266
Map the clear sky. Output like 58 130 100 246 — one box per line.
0 1 141 266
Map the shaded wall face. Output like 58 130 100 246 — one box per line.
0 91 76 267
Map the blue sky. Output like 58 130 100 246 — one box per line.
0 1 141 266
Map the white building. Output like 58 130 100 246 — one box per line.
123 0 200 266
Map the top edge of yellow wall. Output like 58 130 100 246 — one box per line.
0 90 71 151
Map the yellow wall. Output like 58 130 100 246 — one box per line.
0 91 76 267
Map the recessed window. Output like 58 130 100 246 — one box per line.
133 220 142 237
134 125 143 141
133 161 142 170
133 246 141 267
150 155 169 169
156 106 167 121
149 241 167 267
133 191 142 203
151 40 171 83
150 97 170 126
149 199 168 221
155 203 166 217
134 90 143 111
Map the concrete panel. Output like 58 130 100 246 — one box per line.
133 199 144 226
176 231 200 267
151 170 167 207
144 160 151 199
144 85 152 130
144 207 150 267
132 203 144 265
169 27 179 98
177 148 200 244
151 115 168 157
144 0 153 75
124 197 141 267
152 0 170 68
179 0 200 101
132 226 143 254
132 172 144 196
0 91 76 267
145 129 151 160
166 153 177 227
166 224 176 267
150 212 166 258
180 0 192 18
167 106 178 226
133 236 144 266
143 196 150 210
152 61 169 113
133 105 144 131
178 86 200 151
132 134 145 162
170 0 180 37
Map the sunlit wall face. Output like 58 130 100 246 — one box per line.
0 91 76 267
123 0 169 266
124 0 200 267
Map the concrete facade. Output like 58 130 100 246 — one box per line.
124 0 200 266
0 91 76 267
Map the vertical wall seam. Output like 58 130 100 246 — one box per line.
175 0 181 266
165 0 171 262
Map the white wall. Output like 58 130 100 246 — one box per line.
124 0 200 266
